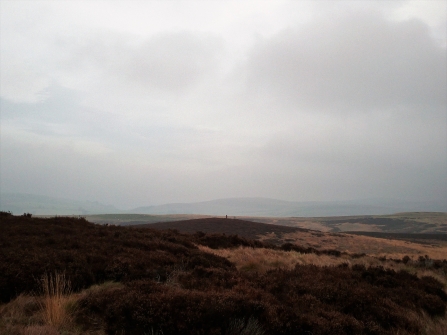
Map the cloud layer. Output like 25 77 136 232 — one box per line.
1 1 446 208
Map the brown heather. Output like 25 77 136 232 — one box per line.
1 213 446 334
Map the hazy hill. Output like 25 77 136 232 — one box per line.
1 193 446 217
0 192 120 215
130 197 447 217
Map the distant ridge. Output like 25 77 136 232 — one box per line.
130 197 447 217
0 193 120 215
1 193 445 217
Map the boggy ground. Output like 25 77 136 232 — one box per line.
1 213 447 335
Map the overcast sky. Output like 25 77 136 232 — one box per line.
1 0 446 208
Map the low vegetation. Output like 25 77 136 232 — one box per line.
1 212 446 334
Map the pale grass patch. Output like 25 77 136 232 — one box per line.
199 245 447 293
280 231 447 260
198 245 348 272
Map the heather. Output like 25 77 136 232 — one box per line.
1 213 446 334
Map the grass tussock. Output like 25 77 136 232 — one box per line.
39 272 72 329
0 288 107 335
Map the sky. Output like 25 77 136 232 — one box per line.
1 0 446 209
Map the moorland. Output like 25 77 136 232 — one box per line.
1 211 446 335
84 212 447 234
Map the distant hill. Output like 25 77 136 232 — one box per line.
1 193 445 217
130 197 447 217
86 212 447 234
0 193 120 215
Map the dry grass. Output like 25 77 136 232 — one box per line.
39 272 73 329
0 274 111 335
198 245 348 272
198 244 447 334
0 295 41 334
278 231 447 259
198 244 447 288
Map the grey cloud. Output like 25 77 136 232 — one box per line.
245 12 446 114
57 31 223 94
1 2 445 209
0 85 81 122
122 32 223 93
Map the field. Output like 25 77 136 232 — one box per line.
1 212 446 335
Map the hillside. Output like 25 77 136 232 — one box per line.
86 211 447 234
139 217 447 259
1 213 447 334
138 217 308 239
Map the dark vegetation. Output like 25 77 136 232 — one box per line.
347 231 447 242
321 217 446 234
322 218 415 229
1 212 446 335
138 217 308 242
